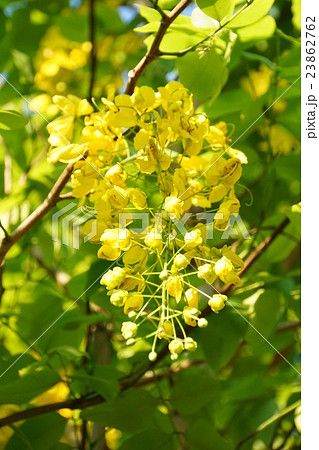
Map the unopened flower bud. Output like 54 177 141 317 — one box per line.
198 318 208 328
121 321 138 340
148 351 157 362
184 337 197 352
208 294 227 313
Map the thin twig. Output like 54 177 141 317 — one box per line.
125 0 191 95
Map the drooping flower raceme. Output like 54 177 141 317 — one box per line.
45 81 247 360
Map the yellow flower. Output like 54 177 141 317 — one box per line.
128 188 147 209
226 148 248 164
110 290 128 307
240 64 273 99
105 164 127 186
124 292 144 315
184 229 202 248
182 306 199 327
185 288 199 308
123 245 148 266
164 196 184 219
214 196 240 231
105 187 129 209
198 263 216 284
132 86 156 111
167 275 184 303
214 257 242 286
47 143 86 164
158 321 173 340
105 428 122 450
220 158 242 186
208 294 226 313
209 184 229 203
100 228 131 251
98 245 121 261
173 253 189 269
100 267 126 290
121 321 138 339
184 337 197 351
145 228 163 251
135 138 171 174
214 256 233 277
168 339 184 355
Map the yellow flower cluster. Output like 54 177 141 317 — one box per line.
46 81 247 359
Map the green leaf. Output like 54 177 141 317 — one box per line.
237 15 276 42
6 412 66 450
199 308 247 371
81 388 158 432
185 419 232 450
72 365 120 400
228 0 275 28
246 289 282 348
241 51 277 71
137 5 162 23
176 48 228 101
197 0 235 22
120 429 175 450
170 367 219 415
202 89 251 118
0 368 60 405
0 110 28 131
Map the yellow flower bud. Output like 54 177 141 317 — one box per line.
197 264 216 283
185 288 199 308
168 339 184 355
123 292 144 315
110 290 128 307
100 267 126 290
148 351 158 362
198 318 208 328
214 256 233 277
158 321 173 340
208 294 226 313
182 306 199 327
167 276 184 303
121 321 138 339
184 229 202 248
184 337 197 351
174 254 188 269
145 228 163 251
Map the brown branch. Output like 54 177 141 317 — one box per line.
0 163 74 265
0 217 290 428
237 217 290 277
125 0 191 95
58 192 74 201
0 360 203 428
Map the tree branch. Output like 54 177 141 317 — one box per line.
125 0 191 95
0 217 290 428
0 163 74 265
